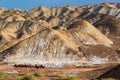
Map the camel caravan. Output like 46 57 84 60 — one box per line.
14 64 45 68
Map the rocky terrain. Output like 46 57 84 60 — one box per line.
0 2 120 69
0 3 120 67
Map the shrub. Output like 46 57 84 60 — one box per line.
0 72 9 80
67 75 80 80
58 74 68 80
33 71 44 77
15 75 42 80
14 76 23 80
2 62 9 65
21 75 33 80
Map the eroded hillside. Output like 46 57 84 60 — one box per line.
0 2 120 67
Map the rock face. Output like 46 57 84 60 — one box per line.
67 20 113 46
0 2 120 67
88 3 120 18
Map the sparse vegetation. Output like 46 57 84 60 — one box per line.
67 75 80 80
0 70 117 80
33 71 44 77
0 72 9 80
58 74 68 80
21 75 33 80
3 62 9 65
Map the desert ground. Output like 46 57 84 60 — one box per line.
0 64 116 80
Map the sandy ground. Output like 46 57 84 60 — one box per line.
0 64 115 80
0 64 112 73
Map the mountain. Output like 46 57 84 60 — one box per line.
0 2 120 67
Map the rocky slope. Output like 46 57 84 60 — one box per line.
0 2 120 67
